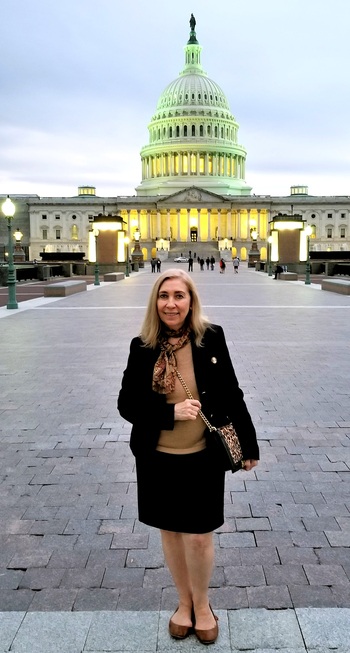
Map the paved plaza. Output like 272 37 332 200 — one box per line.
0 263 349 652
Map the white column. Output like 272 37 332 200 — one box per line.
187 209 191 241
237 210 241 239
196 209 201 241
125 210 130 236
207 209 211 239
156 211 161 239
227 210 232 238
167 210 171 240
147 211 151 239
177 209 181 240
217 209 222 239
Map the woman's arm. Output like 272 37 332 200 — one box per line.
117 338 175 431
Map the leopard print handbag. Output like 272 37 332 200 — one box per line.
175 370 245 473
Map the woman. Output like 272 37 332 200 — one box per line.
118 269 259 645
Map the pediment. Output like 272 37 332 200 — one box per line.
158 186 228 205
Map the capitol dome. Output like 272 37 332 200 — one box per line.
136 17 251 197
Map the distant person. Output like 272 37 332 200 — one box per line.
199 258 205 271
157 258 162 273
210 256 215 271
206 257 210 270
151 258 157 273
232 257 239 273
219 258 226 274
188 256 193 272
274 264 283 279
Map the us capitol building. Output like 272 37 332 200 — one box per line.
1 16 349 265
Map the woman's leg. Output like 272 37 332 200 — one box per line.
182 532 217 630
160 530 193 626
161 529 217 630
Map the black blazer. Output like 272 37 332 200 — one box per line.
118 324 259 461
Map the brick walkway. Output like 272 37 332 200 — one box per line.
0 263 349 651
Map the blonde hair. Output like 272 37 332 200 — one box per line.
140 268 211 347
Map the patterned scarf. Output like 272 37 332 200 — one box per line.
152 327 191 394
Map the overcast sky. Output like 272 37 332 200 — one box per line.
1 0 349 199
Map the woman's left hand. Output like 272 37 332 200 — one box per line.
242 459 258 471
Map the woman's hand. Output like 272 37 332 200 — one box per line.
174 399 201 421
242 459 259 471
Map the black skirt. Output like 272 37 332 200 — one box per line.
135 447 225 534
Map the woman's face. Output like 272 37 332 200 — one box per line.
157 277 191 331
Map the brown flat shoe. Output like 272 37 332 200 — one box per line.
169 607 193 640
194 605 219 645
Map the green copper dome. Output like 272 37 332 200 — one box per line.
136 16 251 197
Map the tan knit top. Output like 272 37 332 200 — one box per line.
156 342 206 454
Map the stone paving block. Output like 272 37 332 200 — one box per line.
7 550 52 569
0 569 24 589
0 612 25 651
60 566 105 589
102 567 145 589
255 532 293 547
289 584 337 608
291 532 330 547
228 608 304 650
235 517 271 531
86 549 127 568
11 611 93 653
277 546 319 565
73 588 120 611
28 589 77 611
264 564 308 586
296 607 350 650
0 590 34 611
74 533 113 549
247 585 293 608
224 564 265 587
218 532 256 548
47 549 90 568
325 530 350 546
85 610 158 651
19 568 65 589
303 563 350 586
111 532 149 549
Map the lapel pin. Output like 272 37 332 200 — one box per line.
211 357 217 364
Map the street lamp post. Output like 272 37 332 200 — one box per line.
305 225 312 285
93 228 100 286
125 237 130 277
268 236 273 276
1 196 18 309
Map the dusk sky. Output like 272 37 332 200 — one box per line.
1 0 349 199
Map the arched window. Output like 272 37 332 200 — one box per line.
184 125 188 137
192 125 196 136
199 125 203 136
169 126 172 138
176 125 180 137
215 126 218 137
71 225 78 240
207 125 211 135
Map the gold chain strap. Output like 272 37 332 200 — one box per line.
175 369 216 432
